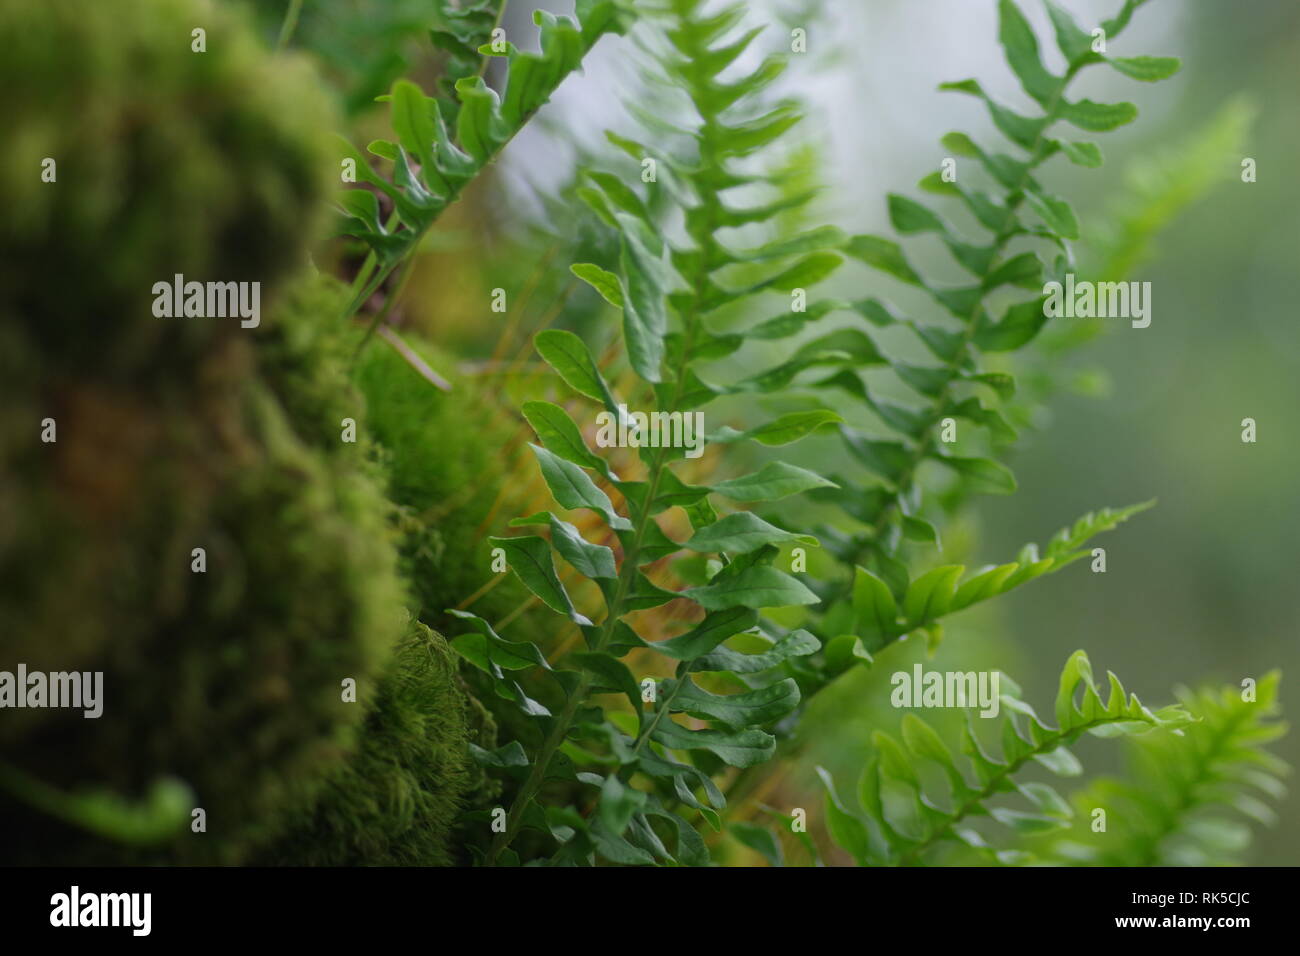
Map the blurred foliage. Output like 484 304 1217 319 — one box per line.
239 0 478 116
813 650 1197 866
1033 673 1287 866
0 0 474 865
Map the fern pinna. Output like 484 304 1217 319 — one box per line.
812 651 1195 866
1034 673 1288 866
814 662 1287 867
448 0 854 866
778 0 1183 693
336 0 632 328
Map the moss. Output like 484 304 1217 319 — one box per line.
352 335 537 632
0 336 413 863
350 337 600 839
250 274 510 863
256 268 538 637
0 0 419 864
255 271 365 451
0 0 516 867
255 622 494 866
0 0 332 378
0 262 520 863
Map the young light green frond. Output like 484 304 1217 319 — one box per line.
1032 673 1288 866
809 500 1155 688
815 651 1193 866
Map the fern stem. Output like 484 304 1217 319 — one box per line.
897 714 1096 866
341 17 600 337
276 0 305 52
1122 704 1248 866
477 0 511 79
727 69 1087 823
351 247 419 360
483 104 718 861
858 66 1081 570
481 447 671 864
630 668 690 759
482 360 695 865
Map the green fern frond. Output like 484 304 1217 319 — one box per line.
1088 95 1256 282
428 0 503 120
338 0 633 325
817 650 1193 866
1030 95 1255 366
817 500 1154 672
829 0 1176 553
790 0 1180 695
449 0 850 867
1034 672 1288 866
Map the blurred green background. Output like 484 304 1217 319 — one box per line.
766 0 1300 866
977 0 1300 865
